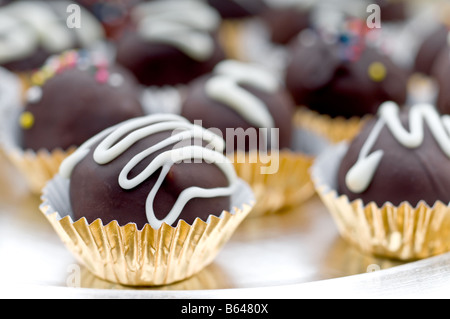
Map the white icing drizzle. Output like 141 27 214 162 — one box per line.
0 1 103 64
0 13 37 63
132 1 220 61
345 102 450 194
60 114 238 229
205 60 279 130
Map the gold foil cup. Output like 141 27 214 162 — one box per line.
0 100 75 194
231 150 315 217
40 175 254 287
311 143 450 261
0 67 71 194
79 262 231 290
294 107 369 144
4 147 75 194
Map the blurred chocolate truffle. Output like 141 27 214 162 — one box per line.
285 27 408 118
20 50 145 151
181 60 295 152
432 45 450 115
115 0 226 87
259 1 312 45
413 24 449 76
0 0 104 73
338 101 450 207
60 114 238 229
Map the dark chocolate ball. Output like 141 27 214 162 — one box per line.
180 62 295 153
338 103 450 207
68 118 233 229
114 0 226 87
21 53 144 151
413 24 449 76
259 5 311 45
285 31 408 118
115 31 225 87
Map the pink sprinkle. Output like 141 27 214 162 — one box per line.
96 68 109 84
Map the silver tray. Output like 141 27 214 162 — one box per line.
1 150 450 299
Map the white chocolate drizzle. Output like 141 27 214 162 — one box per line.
132 1 220 61
0 1 103 64
205 60 279 130
60 114 238 229
345 102 450 194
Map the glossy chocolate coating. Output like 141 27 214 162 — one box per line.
180 74 295 152
338 113 450 207
414 24 449 76
22 65 144 151
285 33 408 118
433 47 450 115
260 6 311 45
115 31 226 87
69 131 231 229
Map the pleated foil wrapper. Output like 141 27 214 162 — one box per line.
311 143 450 261
230 127 329 217
0 97 75 194
232 150 314 217
40 175 255 287
294 107 370 144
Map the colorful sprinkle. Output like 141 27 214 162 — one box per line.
31 71 46 86
19 112 35 130
368 62 387 82
28 50 113 88
26 86 43 104
109 73 124 87
96 68 109 84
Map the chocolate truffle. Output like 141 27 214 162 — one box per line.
115 0 226 87
60 114 239 229
181 60 295 153
259 2 311 45
20 50 145 152
285 28 408 118
0 1 104 73
338 101 450 207
413 24 449 76
207 0 267 19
